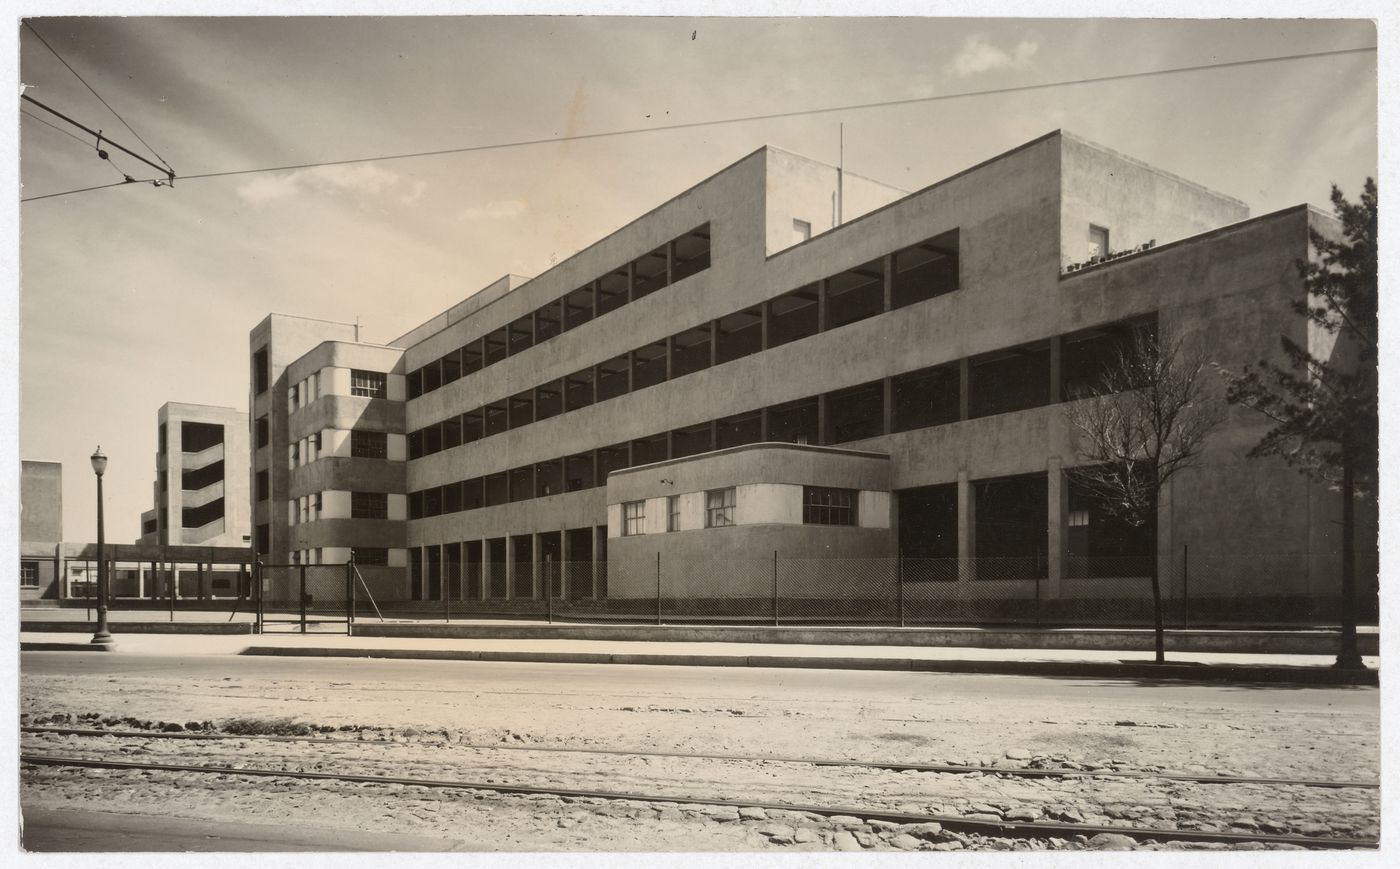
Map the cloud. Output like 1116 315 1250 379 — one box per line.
236 163 406 204
457 199 528 221
944 35 1039 79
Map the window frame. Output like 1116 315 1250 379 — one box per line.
705 487 736 528
351 369 388 398
622 500 646 536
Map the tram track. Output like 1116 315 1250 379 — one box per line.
19 752 1376 850
20 724 1379 791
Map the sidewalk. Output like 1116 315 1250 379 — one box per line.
19 630 1379 685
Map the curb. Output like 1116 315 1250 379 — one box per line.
21 642 117 653
20 622 255 635
238 646 1378 686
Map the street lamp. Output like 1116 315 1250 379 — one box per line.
90 446 113 647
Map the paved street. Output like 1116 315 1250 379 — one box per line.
20 650 1380 851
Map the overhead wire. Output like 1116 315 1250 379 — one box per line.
20 109 138 183
20 43 1377 204
22 19 174 174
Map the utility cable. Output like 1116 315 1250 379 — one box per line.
21 109 136 183
22 19 174 174
21 44 1376 204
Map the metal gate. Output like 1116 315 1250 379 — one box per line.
255 561 355 634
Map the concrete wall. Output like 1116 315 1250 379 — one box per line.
763 147 909 255
21 460 63 543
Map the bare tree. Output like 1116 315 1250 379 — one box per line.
1063 326 1221 663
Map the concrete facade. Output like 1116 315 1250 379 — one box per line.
20 460 63 602
250 131 1376 616
138 402 251 548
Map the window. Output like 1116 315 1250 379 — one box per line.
461 409 483 444
631 244 669 301
622 500 646 536
182 497 225 529
892 231 959 308
535 459 563 497
824 380 884 443
256 470 270 501
256 523 270 555
421 359 441 393
597 268 629 315
973 472 1049 578
353 547 389 566
407 369 423 400
631 340 668 390
671 224 711 283
441 348 462 384
536 301 563 342
352 491 387 520
484 401 508 437
352 370 387 398
893 364 960 432
563 284 595 331
508 466 534 503
1089 224 1110 260
717 410 762 449
671 422 712 459
667 495 681 532
288 384 299 412
670 325 712 378
442 481 462 513
535 380 563 422
182 460 225 491
182 421 224 453
158 423 167 454
715 307 762 364
508 314 534 356
1061 316 1157 399
564 367 595 412
565 453 594 491
632 432 668 466
968 341 1051 419
803 486 857 526
484 327 509 366
254 347 269 394
508 389 534 430
21 561 39 588
255 416 269 448
767 285 820 348
793 219 811 243
351 430 388 459
826 259 885 329
705 488 736 528
311 492 322 520
767 397 819 445
596 354 631 402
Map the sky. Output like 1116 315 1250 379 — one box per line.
10 9 1382 543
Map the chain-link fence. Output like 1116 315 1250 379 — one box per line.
367 547 1378 629
256 562 354 633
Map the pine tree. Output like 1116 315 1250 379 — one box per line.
1222 180 1377 669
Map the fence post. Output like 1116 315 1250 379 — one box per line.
346 553 355 636
1182 544 1189 629
1035 570 1042 628
656 552 662 626
299 564 308 634
772 551 779 627
546 555 553 625
255 559 263 634
168 559 175 623
897 549 905 628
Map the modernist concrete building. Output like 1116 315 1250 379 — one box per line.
20 460 63 603
138 402 251 549
248 131 1375 619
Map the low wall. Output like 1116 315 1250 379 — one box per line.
19 622 255 635
348 623 1377 656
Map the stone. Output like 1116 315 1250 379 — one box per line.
867 820 900 832
793 828 820 844
739 807 768 821
656 809 684 822
759 825 795 844
899 822 944 841
964 813 1003 823
1005 806 1041 822
1057 808 1086 823
1258 820 1290 835
833 831 862 851
1296 822 1332 836
891 834 921 850
1087 833 1139 851
931 841 964 851
708 809 741 823
1005 748 1032 760
556 818 575 829
829 815 864 826
853 832 879 848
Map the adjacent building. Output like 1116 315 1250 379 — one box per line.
248 130 1376 620
19 460 63 603
138 402 251 548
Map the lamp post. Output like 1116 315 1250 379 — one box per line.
90 446 113 646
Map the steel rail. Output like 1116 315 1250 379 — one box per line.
19 753 1374 850
21 725 1379 791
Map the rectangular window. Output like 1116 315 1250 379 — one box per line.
462 341 483 376
422 421 442 456
596 354 631 402
631 340 668 391
256 470 269 501
254 348 269 394
462 477 484 511
483 400 508 437
508 389 534 430
407 369 424 400
483 327 509 366
671 422 712 459
408 490 424 520
670 325 711 379
1061 316 1157 399
968 341 1052 420
442 415 463 450
182 421 224 453
826 258 885 329
441 348 462 385
289 443 299 468
564 367 595 412
159 422 167 454
534 459 563 498
535 301 563 343
442 480 463 514
597 443 630 481
421 359 441 393
353 547 389 566
563 284 595 331
256 523 270 555
717 409 762 449
508 313 534 356
565 452 595 491
288 384 299 412
508 465 534 503
352 369 387 398
767 396 819 445
535 379 563 422
705 487 736 528
893 364 960 432
892 231 960 309
407 429 424 460
1089 224 1110 260
767 285 820 348
973 472 1049 579
21 561 39 588
597 268 629 315
715 307 762 364
631 244 670 301
423 486 442 518
670 224 711 283
667 495 681 532
825 380 884 444
622 500 646 536
351 491 388 520
631 432 668 466
803 486 857 526
461 409 483 444
484 472 508 507
351 429 388 459
255 416 269 448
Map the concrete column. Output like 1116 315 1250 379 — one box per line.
709 420 719 452
531 533 542 600
709 320 719 367
137 563 145 600
882 378 894 435
665 335 674 380
959 358 971 421
882 253 894 312
817 278 828 332
561 526 572 600
760 301 771 350
957 470 975 583
817 394 829 445
480 537 489 600
760 407 770 441
594 525 607 598
504 538 516 600
1046 458 1066 600
1049 335 1063 404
